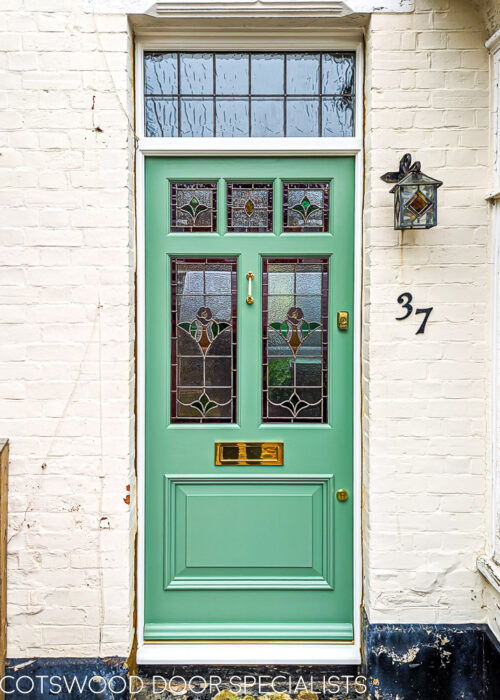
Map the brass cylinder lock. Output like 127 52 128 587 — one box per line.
336 488 349 502
337 311 349 331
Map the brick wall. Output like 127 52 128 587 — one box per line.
363 0 491 624
0 2 135 656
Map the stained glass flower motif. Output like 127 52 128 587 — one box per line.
283 182 330 232
170 183 217 232
227 182 273 233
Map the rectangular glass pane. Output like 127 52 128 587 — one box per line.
322 97 354 137
171 258 237 423
145 97 178 137
251 53 284 94
227 182 273 232
262 258 328 423
216 98 249 137
322 52 355 95
283 182 330 232
180 53 213 94
251 98 284 137
286 54 320 95
216 53 249 94
180 97 214 137
286 98 319 137
170 183 217 232
144 53 177 95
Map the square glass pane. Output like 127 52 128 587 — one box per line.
251 98 284 137
286 54 320 95
180 98 214 137
216 98 249 137
170 183 217 232
145 97 178 137
286 98 319 137
171 258 237 423
144 53 177 95
262 258 328 423
180 53 213 95
216 53 249 94
251 54 284 94
322 97 354 137
322 52 355 95
227 182 273 232
283 182 330 232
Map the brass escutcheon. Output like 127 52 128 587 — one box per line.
337 311 349 331
336 488 349 502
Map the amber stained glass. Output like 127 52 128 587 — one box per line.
171 258 237 422
227 182 273 232
170 182 217 232
283 182 330 232
262 258 328 423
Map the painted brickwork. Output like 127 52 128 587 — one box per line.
0 0 498 659
363 0 491 624
0 2 135 656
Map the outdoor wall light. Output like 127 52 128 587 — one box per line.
381 153 443 230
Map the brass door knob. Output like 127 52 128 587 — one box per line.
336 488 349 502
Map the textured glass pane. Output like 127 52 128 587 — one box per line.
286 54 320 95
216 53 249 94
145 97 177 137
216 99 249 137
283 182 330 232
180 53 212 94
322 53 355 95
145 53 177 95
180 98 214 137
251 98 284 137
170 183 217 232
322 97 354 137
227 182 273 232
286 98 319 137
251 54 284 94
262 258 328 423
171 258 237 423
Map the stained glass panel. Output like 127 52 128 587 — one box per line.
171 258 237 423
170 183 217 232
227 182 273 232
262 258 328 423
283 182 330 232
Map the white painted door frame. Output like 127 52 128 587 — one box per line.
135 27 364 665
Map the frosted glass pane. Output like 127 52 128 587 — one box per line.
145 97 178 137
251 54 284 94
216 54 249 94
145 53 177 95
322 53 355 95
180 98 214 137
286 54 320 95
322 97 354 137
286 98 319 137
216 99 249 137
251 98 284 137
180 53 212 95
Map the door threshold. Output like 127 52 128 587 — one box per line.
136 642 361 665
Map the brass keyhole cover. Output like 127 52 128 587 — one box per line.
336 488 349 502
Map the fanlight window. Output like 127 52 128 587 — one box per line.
144 51 355 138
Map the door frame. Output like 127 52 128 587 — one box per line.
134 28 364 665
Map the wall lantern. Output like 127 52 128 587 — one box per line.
381 153 443 230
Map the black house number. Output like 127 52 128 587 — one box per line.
396 292 433 335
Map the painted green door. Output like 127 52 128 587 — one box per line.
145 156 354 641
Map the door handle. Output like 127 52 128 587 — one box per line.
246 272 254 305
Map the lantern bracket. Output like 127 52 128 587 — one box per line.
381 153 421 184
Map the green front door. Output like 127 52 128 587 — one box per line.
145 156 355 641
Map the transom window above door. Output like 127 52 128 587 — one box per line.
144 51 355 138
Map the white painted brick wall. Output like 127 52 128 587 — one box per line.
364 0 491 625
0 1 135 657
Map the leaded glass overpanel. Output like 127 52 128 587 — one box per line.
262 258 328 423
227 182 273 232
170 182 217 232
283 182 330 232
144 52 355 138
171 258 237 423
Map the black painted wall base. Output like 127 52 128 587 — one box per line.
5 621 500 699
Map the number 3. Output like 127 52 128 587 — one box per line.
396 292 413 320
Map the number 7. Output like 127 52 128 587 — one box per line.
415 307 433 335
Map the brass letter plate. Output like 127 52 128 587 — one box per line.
215 442 284 466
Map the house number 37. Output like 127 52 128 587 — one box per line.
396 292 433 335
